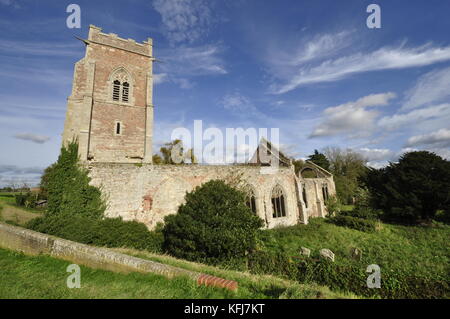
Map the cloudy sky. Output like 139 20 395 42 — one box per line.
0 0 450 186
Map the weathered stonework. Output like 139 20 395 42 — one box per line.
62 25 337 230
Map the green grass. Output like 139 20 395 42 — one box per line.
260 217 450 281
113 247 356 299
0 247 354 299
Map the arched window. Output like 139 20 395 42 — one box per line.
271 185 286 218
245 188 257 214
110 68 132 103
300 168 317 178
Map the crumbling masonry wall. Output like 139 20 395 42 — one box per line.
88 163 335 230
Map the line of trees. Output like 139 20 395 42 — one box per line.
297 147 449 224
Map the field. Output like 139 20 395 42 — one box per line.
0 193 43 225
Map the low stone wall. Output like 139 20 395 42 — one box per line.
0 222 238 291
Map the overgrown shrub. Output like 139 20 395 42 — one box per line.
324 196 341 216
14 192 41 208
329 215 380 232
45 141 106 219
162 180 264 265
339 206 382 220
26 215 163 252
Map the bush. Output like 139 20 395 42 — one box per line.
162 180 264 265
14 192 40 208
324 196 341 216
339 206 382 220
26 214 163 253
329 215 380 232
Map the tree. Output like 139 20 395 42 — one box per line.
308 150 330 171
162 180 264 264
44 140 106 219
160 139 184 164
362 151 450 223
156 139 197 164
152 154 163 165
292 159 305 175
39 163 57 199
324 147 368 204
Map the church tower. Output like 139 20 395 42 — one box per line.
62 25 154 163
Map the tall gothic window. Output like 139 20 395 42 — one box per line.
322 184 329 201
271 185 287 218
302 183 308 208
110 68 132 103
245 188 257 215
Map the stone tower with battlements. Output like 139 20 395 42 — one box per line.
62 25 154 163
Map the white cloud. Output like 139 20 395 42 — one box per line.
357 148 395 161
310 92 396 138
0 165 44 188
403 66 450 110
153 73 168 84
366 161 390 169
220 92 252 111
0 40 81 57
153 0 212 44
0 0 19 8
13 133 50 144
378 103 450 130
405 128 450 148
272 31 352 67
155 44 227 89
272 42 450 94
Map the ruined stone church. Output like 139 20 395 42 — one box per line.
62 25 336 230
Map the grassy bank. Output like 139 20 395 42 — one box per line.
114 247 356 299
258 217 450 298
0 247 353 299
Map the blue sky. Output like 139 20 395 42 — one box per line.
1 0 450 186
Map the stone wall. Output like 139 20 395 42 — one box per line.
88 163 335 230
88 163 304 230
0 223 238 291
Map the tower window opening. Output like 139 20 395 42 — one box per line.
113 80 121 101
122 82 129 102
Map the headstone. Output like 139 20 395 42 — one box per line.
300 247 311 257
319 248 335 262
